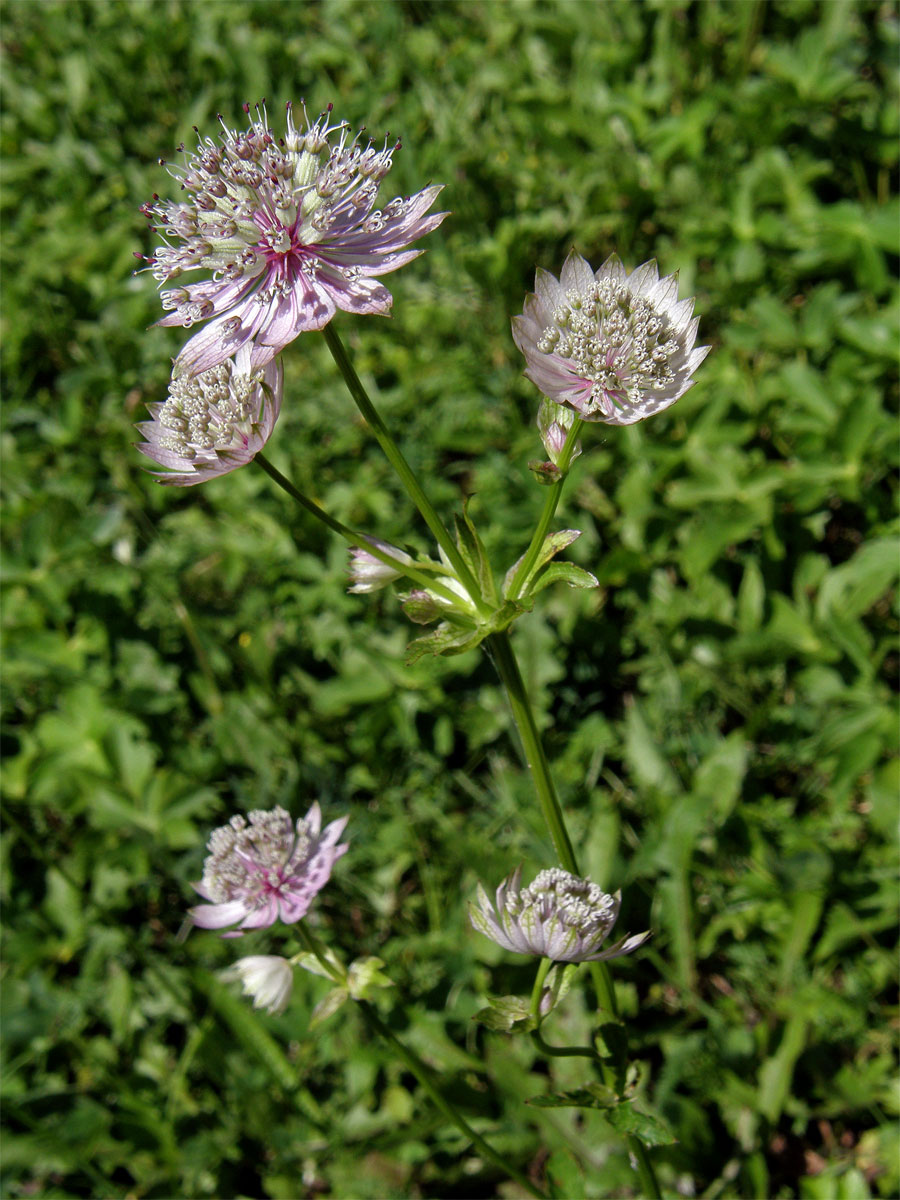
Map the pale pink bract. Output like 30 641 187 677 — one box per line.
143 102 447 378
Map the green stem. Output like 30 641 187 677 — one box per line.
294 924 546 1199
360 1002 546 1199
528 959 599 1060
321 324 491 616
487 630 578 870
628 1135 663 1199
529 957 554 1023
254 452 462 607
506 420 582 601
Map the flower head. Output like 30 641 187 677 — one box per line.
470 866 650 963
348 538 412 593
513 251 709 425
189 803 348 935
226 955 294 1014
142 101 447 377
136 344 282 485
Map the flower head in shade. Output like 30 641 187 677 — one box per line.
189 803 348 935
142 101 448 377
226 955 294 1015
137 344 282 485
470 866 650 963
513 251 709 426
348 538 412 593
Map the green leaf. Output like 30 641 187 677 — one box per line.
529 561 599 594
346 956 394 1000
528 1083 618 1109
191 968 297 1093
502 529 583 597
472 994 535 1032
600 1101 677 1146
454 500 497 605
405 620 485 663
546 1149 585 1199
294 948 346 984
309 986 349 1028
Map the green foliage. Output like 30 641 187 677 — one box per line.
2 1 897 1197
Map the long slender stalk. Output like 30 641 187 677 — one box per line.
359 1002 547 1199
489 629 661 1198
254 452 462 607
321 324 491 617
486 630 578 871
505 420 583 601
293 923 546 1199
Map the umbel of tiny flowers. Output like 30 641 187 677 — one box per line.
226 955 294 1015
142 100 448 378
189 803 348 935
470 866 651 963
136 344 282 485
513 250 710 425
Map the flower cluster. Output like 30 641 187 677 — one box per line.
189 802 348 935
513 251 709 426
470 866 650 963
137 345 281 484
143 101 447 379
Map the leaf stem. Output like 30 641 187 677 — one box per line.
322 324 491 616
506 419 583 601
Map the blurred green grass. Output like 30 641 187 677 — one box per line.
1 1 898 1196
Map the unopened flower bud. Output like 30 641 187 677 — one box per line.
226 955 294 1014
348 539 412 593
537 399 581 468
402 589 442 625
527 459 562 485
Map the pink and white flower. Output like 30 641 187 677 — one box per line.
190 803 348 935
470 866 650 963
142 102 447 378
513 251 709 426
136 343 282 486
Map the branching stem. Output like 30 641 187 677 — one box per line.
322 324 492 617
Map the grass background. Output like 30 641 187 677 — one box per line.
2 1 898 1197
